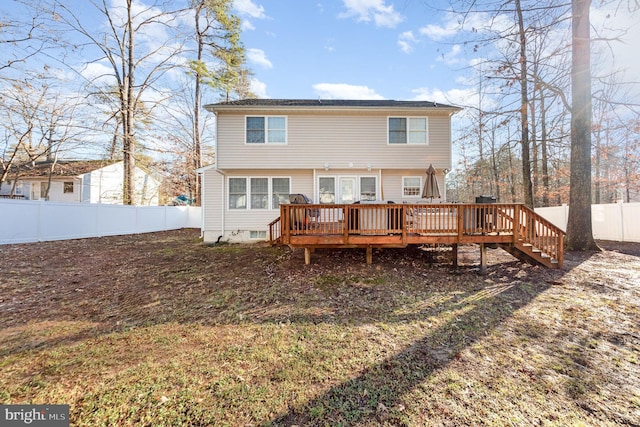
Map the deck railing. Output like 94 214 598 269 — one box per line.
269 202 565 265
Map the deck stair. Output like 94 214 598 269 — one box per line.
500 241 558 268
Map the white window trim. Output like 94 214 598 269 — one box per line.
228 176 291 210
249 177 270 210
245 115 288 144
387 116 429 145
249 230 267 240
228 176 249 210
271 176 292 210
317 174 379 203
402 176 423 198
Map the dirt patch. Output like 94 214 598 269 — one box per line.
0 230 557 329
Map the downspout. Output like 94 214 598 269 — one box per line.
213 110 224 240
215 169 225 240
197 168 206 238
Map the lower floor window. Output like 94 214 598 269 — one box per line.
318 175 378 203
64 181 74 193
229 177 290 210
403 177 422 197
249 230 267 239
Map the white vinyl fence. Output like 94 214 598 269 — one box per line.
535 202 640 243
0 199 201 245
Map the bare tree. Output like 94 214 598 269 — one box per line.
0 1 45 74
0 77 84 196
52 0 187 204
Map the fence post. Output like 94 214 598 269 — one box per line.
619 201 625 242
37 199 44 242
96 203 101 237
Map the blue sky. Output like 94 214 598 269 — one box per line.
232 0 473 102
231 0 640 107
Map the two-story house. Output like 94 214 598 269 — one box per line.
197 99 461 243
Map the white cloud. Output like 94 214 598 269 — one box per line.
233 0 266 19
419 23 457 41
420 10 512 42
398 31 416 54
339 0 403 28
250 78 268 98
242 20 255 31
234 0 267 31
313 83 384 99
79 62 116 86
325 38 336 53
247 48 273 69
411 86 472 108
438 44 463 65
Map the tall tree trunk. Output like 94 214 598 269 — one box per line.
515 0 534 208
123 0 136 205
566 0 598 250
529 98 539 205
594 128 601 204
193 2 204 207
540 88 550 206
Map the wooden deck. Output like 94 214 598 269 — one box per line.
269 203 565 269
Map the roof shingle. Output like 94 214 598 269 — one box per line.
206 98 460 110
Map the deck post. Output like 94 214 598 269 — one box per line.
366 246 373 264
304 247 311 265
452 243 458 267
513 204 520 244
343 206 349 243
282 205 290 244
479 243 487 274
457 205 464 240
401 205 407 246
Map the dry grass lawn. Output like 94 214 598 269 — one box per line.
0 229 639 426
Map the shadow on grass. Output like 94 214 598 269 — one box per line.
595 240 640 257
261 261 553 426
4 231 634 424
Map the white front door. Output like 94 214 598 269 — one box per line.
339 177 356 204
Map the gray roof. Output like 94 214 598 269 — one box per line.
206 98 460 110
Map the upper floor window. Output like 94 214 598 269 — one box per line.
246 116 287 144
388 117 428 144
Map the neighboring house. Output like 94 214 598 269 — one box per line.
0 160 160 205
198 99 461 243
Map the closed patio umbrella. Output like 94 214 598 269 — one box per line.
422 164 441 200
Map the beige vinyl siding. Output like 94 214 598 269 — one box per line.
201 168 224 242
216 111 452 171
381 170 445 202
